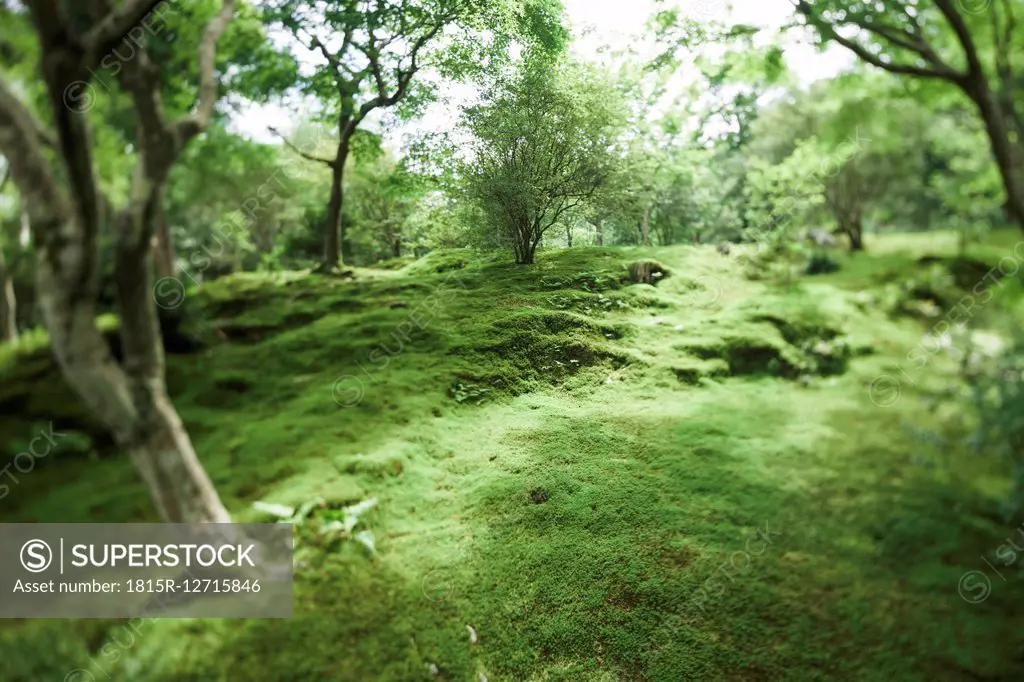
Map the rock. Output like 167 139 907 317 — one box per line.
628 260 670 285
807 228 839 247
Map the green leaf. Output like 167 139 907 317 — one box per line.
252 501 296 519
353 530 377 555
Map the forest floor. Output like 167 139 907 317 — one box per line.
2 230 1024 681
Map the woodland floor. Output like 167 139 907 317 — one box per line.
2 230 1024 681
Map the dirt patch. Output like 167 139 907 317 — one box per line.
604 585 642 611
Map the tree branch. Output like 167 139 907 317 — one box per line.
793 0 965 83
356 17 445 119
174 0 236 144
305 30 344 75
933 0 985 78
269 126 338 168
84 0 168 63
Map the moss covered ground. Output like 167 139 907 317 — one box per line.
2 231 1024 681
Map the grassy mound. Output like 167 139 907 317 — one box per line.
2 232 1024 681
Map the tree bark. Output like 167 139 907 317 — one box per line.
968 83 1024 230
641 205 651 246
322 138 351 272
842 217 864 252
0 247 16 343
593 217 603 246
566 224 573 248
115 215 231 522
392 237 401 258
0 0 236 523
152 191 176 279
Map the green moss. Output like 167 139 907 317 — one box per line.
2 232 1023 680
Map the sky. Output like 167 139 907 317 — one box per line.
564 0 849 80
233 0 852 145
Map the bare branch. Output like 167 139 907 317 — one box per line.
269 126 338 168
84 0 167 63
306 30 344 74
356 21 442 119
174 0 237 143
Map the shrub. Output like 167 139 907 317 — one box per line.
804 252 840 275
963 328 1024 517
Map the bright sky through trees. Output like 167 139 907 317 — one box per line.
234 0 850 143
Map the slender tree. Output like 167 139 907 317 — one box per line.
0 0 236 522
263 0 469 271
462 61 625 264
264 0 566 271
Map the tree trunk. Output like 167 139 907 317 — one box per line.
566 224 572 248
968 82 1024 231
515 239 534 264
0 0 237 525
392 237 401 258
512 220 534 264
0 247 16 343
843 218 864 252
114 201 228 522
114 202 229 523
323 164 344 271
322 138 351 272
30 211 231 523
127 391 231 523
594 217 603 246
642 205 651 246
152 192 176 279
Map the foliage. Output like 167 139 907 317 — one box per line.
964 328 1024 517
459 58 627 263
3 233 1024 679
804 251 840 275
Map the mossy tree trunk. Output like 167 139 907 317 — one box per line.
841 215 864 252
0 246 15 343
0 0 235 522
152 189 176 279
323 154 347 272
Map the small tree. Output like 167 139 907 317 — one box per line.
462 61 625 264
347 155 422 261
263 0 566 271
